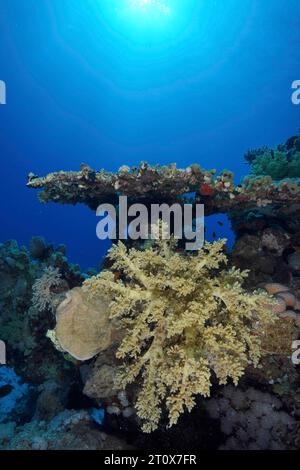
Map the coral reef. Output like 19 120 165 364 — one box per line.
6 129 299 448
246 131 300 180
227 133 300 290
229 217 300 287
82 346 120 401
32 266 63 313
251 150 300 180
27 163 214 208
33 380 69 421
29 236 49 260
0 238 84 383
27 164 300 218
262 283 300 326
82 234 276 432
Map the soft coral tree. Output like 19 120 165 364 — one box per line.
83 235 276 432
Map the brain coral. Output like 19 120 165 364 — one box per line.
54 287 113 361
83 234 276 433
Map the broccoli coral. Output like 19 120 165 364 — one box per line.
83 234 276 433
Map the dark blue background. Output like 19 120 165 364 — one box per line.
0 0 299 268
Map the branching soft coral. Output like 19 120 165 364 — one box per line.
83 236 276 433
32 267 62 312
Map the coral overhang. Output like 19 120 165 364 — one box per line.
27 163 300 216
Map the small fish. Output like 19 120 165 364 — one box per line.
217 221 224 227
212 232 217 238
114 271 121 280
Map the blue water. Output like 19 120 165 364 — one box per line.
0 0 299 268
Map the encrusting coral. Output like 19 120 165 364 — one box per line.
82 229 277 433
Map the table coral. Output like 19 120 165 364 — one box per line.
54 287 114 361
251 150 300 180
0 367 32 424
83 234 276 432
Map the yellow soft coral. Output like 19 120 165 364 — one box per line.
83 236 276 433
